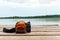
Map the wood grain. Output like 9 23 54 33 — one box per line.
0 25 60 40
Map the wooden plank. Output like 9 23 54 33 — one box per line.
0 25 60 40
0 32 60 36
1 28 60 32
0 25 59 27
0 36 60 40
0 25 60 36
0 25 60 32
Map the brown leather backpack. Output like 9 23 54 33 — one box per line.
3 21 31 33
15 21 27 33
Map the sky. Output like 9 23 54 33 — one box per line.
0 0 60 17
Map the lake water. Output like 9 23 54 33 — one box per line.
0 18 60 25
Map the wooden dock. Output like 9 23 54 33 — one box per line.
0 25 60 40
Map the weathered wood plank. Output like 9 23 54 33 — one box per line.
0 25 60 32
1 28 60 32
0 32 60 36
0 36 60 40
0 25 60 36
0 25 60 40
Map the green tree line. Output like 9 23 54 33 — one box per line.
0 15 60 19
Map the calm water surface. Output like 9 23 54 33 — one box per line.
0 18 60 25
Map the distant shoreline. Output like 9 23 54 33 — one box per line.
0 15 60 19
